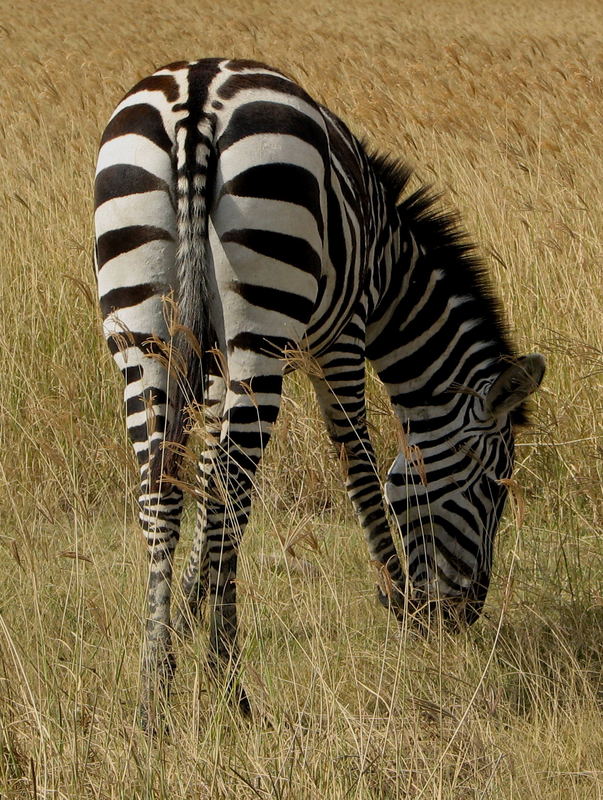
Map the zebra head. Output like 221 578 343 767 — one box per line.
385 353 546 627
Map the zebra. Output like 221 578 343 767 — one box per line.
94 58 545 728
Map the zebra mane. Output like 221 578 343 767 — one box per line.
367 149 529 427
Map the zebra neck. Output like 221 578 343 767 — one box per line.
368 224 512 432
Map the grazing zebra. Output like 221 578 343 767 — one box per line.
94 58 545 728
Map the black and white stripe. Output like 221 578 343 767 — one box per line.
94 58 545 725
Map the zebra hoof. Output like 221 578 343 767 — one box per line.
377 586 390 610
236 683 252 717
376 587 405 622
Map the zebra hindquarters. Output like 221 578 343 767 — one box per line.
173 370 227 639
95 137 185 731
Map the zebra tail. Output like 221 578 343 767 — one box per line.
155 112 216 486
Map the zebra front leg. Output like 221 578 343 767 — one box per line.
340 428 408 618
138 483 183 733
343 435 408 616
311 346 408 618
173 373 226 639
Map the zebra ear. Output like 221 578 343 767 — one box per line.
486 354 546 418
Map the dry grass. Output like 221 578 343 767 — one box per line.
0 0 602 797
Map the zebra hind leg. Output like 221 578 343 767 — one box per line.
201 368 284 716
112 342 185 732
105 336 185 732
173 373 227 639
138 481 183 733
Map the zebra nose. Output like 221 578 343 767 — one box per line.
403 591 486 632
377 567 490 629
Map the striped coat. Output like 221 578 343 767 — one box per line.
94 58 544 727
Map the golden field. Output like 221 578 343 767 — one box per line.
0 0 601 797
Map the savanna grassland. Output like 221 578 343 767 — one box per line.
0 0 601 797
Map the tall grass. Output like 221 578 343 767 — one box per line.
0 0 601 797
